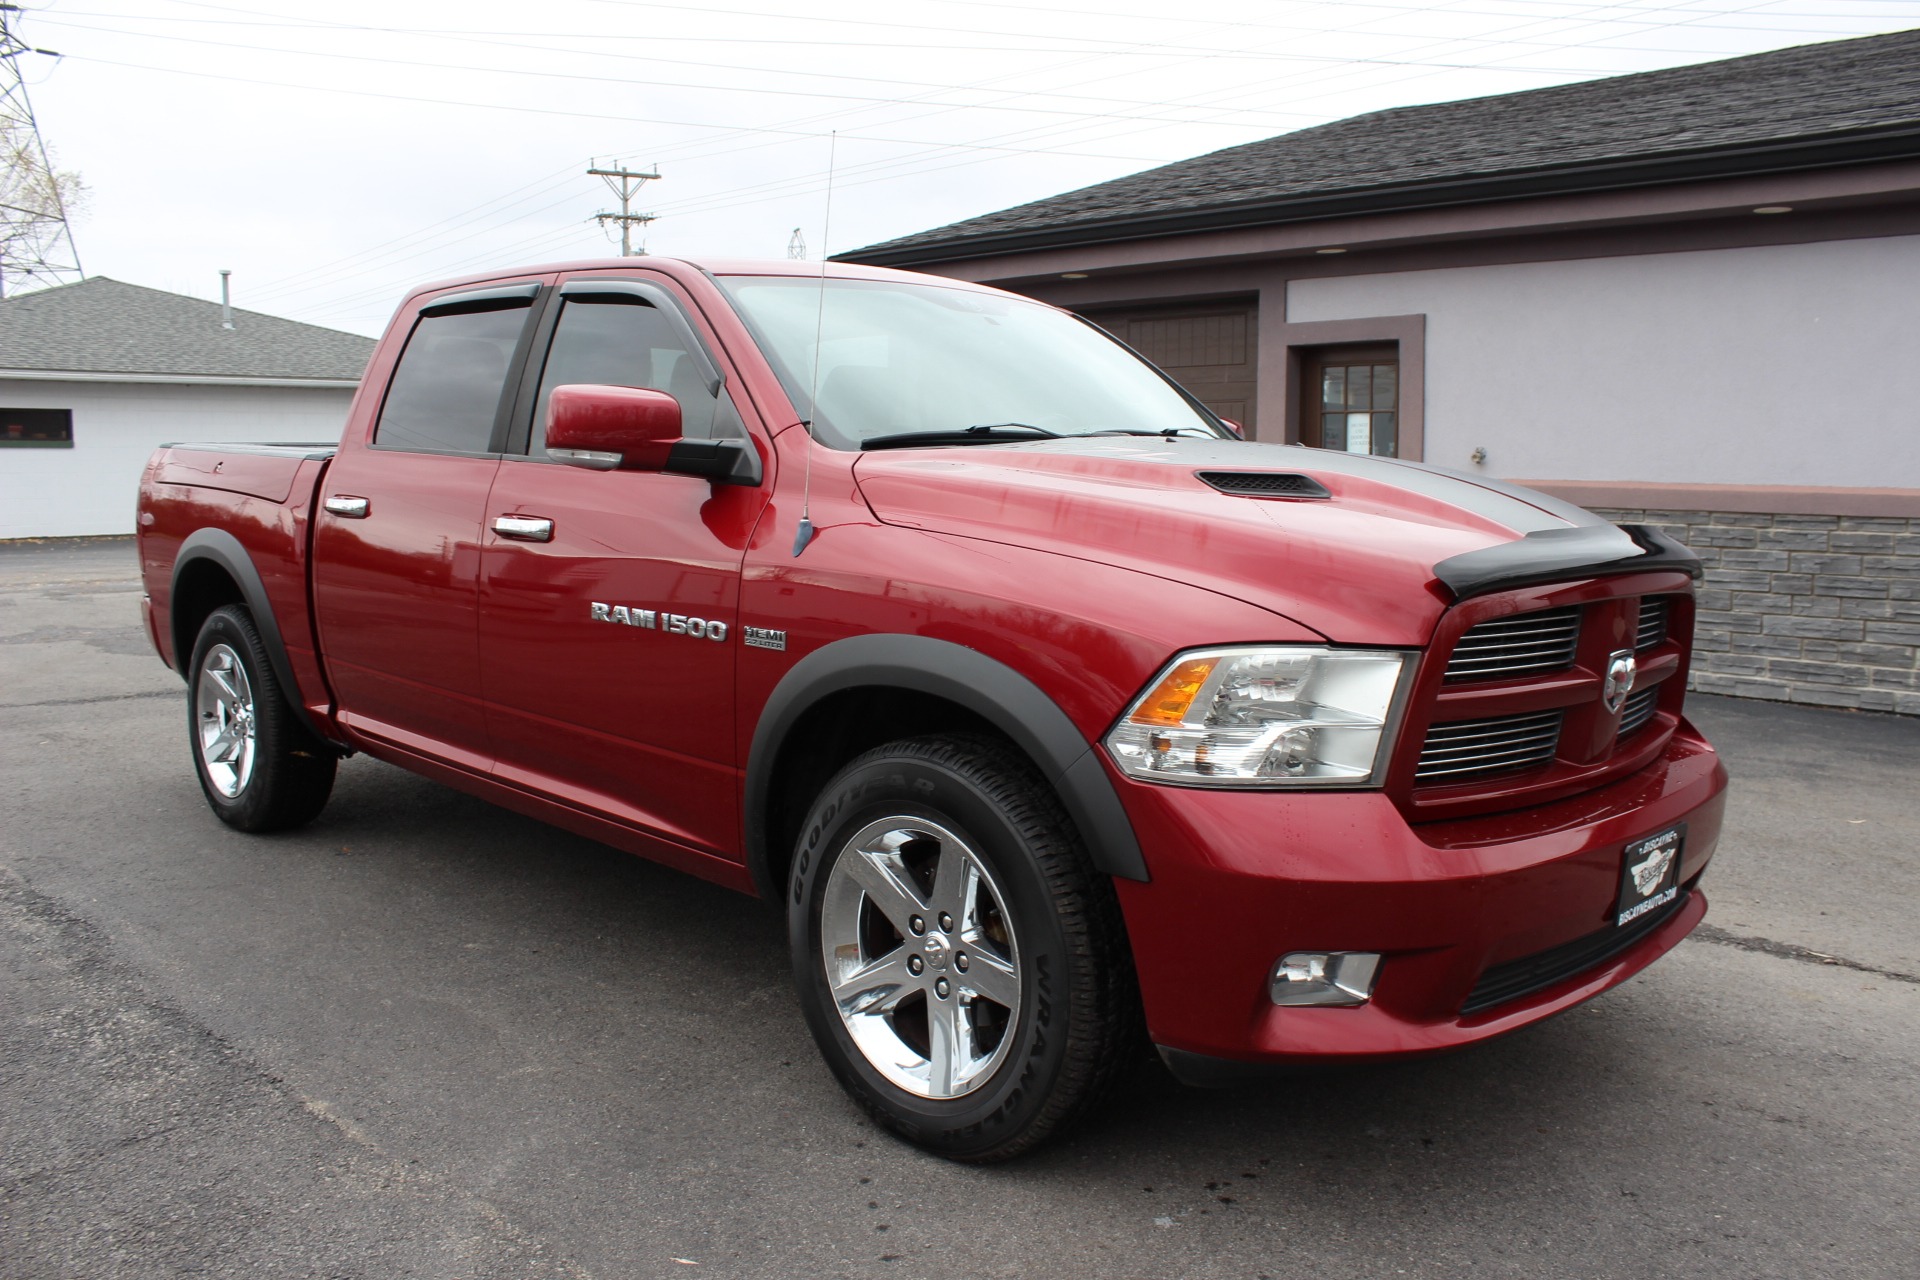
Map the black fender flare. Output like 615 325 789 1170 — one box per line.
744 633 1148 898
171 528 337 748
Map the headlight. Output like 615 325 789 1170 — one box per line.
1104 646 1411 787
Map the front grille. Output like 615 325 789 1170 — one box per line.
1618 684 1661 736
1196 471 1331 499
1445 607 1580 681
1416 711 1563 784
1636 597 1670 650
1461 890 1688 1014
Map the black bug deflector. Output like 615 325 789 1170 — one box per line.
1433 524 1703 602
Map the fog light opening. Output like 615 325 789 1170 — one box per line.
1270 951 1381 1007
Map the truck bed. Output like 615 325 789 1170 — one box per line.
149 442 339 504
137 441 338 740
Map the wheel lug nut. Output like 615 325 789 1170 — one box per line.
909 915 925 935
907 954 924 975
955 953 969 972
938 912 953 932
934 978 950 999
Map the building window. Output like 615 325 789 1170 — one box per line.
1302 345 1398 456
0 408 74 448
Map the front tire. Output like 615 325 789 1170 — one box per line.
789 735 1140 1162
187 604 336 832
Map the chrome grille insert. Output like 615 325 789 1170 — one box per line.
1618 685 1661 736
1445 607 1580 682
1416 711 1563 783
1636 597 1670 651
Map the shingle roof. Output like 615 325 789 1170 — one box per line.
0 277 375 380
842 28 1920 265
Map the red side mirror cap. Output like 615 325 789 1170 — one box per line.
546 384 683 471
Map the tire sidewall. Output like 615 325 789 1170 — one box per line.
789 749 1075 1158
186 607 277 825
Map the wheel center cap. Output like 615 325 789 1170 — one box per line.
922 932 951 971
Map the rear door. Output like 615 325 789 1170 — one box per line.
311 281 544 770
476 271 771 859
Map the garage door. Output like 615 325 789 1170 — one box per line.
1078 300 1258 428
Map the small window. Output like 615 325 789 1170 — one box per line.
529 296 727 452
1302 344 1398 457
1 408 73 448
375 303 532 454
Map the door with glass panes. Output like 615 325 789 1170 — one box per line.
1301 344 1399 457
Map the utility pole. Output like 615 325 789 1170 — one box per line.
587 161 659 257
787 228 807 260
0 3 83 297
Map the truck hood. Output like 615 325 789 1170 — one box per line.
853 438 1624 645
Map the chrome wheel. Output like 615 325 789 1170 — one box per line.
194 642 257 798
819 817 1022 1100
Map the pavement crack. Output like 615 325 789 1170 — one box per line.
1692 924 1918 985
5 689 178 708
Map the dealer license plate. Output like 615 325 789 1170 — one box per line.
1616 823 1685 928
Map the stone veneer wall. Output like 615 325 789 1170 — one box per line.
1590 509 1920 715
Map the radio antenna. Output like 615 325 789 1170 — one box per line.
792 130 837 557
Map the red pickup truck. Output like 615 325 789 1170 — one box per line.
137 257 1727 1161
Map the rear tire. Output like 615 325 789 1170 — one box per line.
187 604 336 832
788 734 1141 1162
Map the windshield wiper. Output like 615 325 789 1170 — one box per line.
1086 427 1220 439
861 423 1061 450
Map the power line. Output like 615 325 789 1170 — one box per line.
39 16 1358 129
107 0 1918 327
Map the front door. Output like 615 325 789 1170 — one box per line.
1300 344 1400 457
477 274 770 859
312 284 542 770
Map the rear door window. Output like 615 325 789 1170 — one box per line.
375 302 533 454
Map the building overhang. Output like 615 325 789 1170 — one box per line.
838 124 1920 272
0 369 361 390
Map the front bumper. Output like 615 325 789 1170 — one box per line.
1110 718 1727 1068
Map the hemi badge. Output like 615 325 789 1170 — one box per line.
743 626 787 651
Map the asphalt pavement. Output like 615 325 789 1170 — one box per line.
2 537 1915 1280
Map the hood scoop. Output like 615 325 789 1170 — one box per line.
1196 470 1331 500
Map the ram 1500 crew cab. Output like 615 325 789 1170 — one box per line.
137 257 1727 1161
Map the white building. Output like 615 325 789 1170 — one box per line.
0 278 374 539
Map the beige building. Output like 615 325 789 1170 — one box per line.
843 30 1920 714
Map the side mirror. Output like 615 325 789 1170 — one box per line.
1220 418 1245 439
546 384 683 471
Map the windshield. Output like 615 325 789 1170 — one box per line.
716 275 1225 449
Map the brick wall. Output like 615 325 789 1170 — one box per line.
1591 509 1920 715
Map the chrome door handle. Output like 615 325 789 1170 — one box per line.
323 495 369 518
492 515 554 542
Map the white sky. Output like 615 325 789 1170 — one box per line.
14 0 1920 336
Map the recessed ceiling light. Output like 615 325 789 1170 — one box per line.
1315 247 1348 255
1753 205 1793 215
1060 272 1089 279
